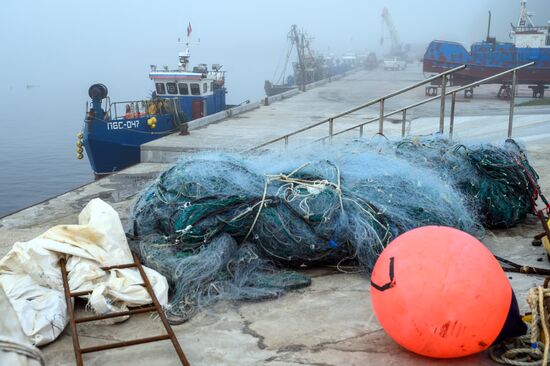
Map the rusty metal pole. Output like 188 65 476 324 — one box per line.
508 70 517 138
439 75 447 134
379 99 385 134
449 92 457 141
401 110 407 137
133 253 191 366
60 258 84 366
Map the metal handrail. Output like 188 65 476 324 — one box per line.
315 61 536 143
447 62 535 94
447 61 534 139
242 64 466 152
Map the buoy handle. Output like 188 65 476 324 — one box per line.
371 257 396 292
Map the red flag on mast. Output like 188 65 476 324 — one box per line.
187 22 192 37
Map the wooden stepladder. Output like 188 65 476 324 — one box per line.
59 252 190 366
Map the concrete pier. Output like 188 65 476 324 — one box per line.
1 63 550 365
142 64 549 162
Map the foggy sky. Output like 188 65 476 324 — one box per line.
1 0 549 105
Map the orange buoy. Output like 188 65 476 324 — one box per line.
370 226 511 358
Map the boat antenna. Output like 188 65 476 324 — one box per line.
178 22 200 71
486 11 492 41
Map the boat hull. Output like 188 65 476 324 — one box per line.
423 40 550 86
82 115 178 175
264 81 297 97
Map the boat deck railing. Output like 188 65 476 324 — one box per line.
512 25 549 33
243 62 535 152
109 100 157 120
85 98 178 121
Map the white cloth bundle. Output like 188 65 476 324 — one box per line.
0 198 168 346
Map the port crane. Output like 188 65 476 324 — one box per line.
381 7 404 58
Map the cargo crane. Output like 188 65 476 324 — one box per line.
381 7 410 70
381 7 403 58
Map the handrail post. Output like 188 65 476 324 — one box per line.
284 136 289 149
359 125 364 138
329 118 334 143
379 99 385 134
449 92 457 141
439 75 447 133
401 110 407 137
508 70 517 138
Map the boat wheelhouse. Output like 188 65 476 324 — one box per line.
149 47 226 120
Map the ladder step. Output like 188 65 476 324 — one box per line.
70 283 145 298
66 263 138 298
100 263 137 271
76 306 157 323
80 334 170 354
70 289 93 297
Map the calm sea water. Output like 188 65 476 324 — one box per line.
0 67 267 218
0 85 94 217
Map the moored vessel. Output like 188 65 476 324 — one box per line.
423 1 550 98
264 25 354 97
79 32 226 176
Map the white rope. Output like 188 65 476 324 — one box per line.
0 337 45 366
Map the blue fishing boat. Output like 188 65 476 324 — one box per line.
78 34 226 176
423 1 550 98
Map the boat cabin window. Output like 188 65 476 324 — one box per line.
155 82 166 95
546 35 550 46
190 83 200 95
178 83 189 95
203 83 208 93
211 81 214 91
166 82 178 95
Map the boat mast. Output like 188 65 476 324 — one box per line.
517 0 535 28
290 25 307 91
178 40 191 71
486 11 492 41
179 22 197 71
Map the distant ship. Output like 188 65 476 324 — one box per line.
79 34 227 176
264 25 355 97
422 0 549 98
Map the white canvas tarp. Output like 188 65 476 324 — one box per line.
0 198 168 346
0 285 44 366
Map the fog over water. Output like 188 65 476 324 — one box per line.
0 0 549 216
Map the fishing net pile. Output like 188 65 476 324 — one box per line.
353 137 541 228
129 137 540 323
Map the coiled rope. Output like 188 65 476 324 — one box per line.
490 285 550 365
